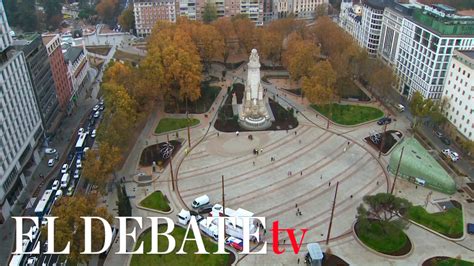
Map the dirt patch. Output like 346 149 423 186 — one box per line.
322 253 350 266
139 140 182 167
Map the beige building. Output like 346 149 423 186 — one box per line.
134 0 177 36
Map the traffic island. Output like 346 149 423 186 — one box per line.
130 225 235 266
137 191 172 214
353 220 412 257
422 256 473 266
365 130 403 154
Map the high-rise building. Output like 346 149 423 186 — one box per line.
42 34 74 113
14 33 61 134
240 0 264 25
394 4 474 99
442 50 474 141
134 0 177 37
0 1 43 223
64 46 91 99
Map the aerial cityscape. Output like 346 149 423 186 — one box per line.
0 0 473 265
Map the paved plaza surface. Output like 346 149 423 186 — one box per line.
101 61 474 266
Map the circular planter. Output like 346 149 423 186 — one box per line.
352 220 413 259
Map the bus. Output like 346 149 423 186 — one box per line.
75 132 88 154
8 239 30 266
34 189 54 218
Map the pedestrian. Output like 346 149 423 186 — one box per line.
299 139 301 144
329 181 331 187
347 141 350 146
416 185 418 189
300 171 303 176
376 181 379 185
299 211 302 216
298 258 300 264
295 203 298 208
253 161 255 166
294 131 297 135
297 208 300 213
264 229 266 234
286 129 288 133
217 132 219 137
296 211 299 216
283 239 286 244
320 174 323 180
350 195 353 199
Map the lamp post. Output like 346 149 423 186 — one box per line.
391 146 404 195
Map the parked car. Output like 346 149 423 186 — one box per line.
468 223 474 235
377 117 392 125
225 236 243 251
192 195 210 208
30 225 39 239
48 158 55 167
440 136 451 145
197 204 213 214
442 149 460 162
94 111 100 118
55 190 63 200
76 159 82 169
78 128 84 135
45 148 57 154
93 104 100 111
52 180 60 190
91 129 97 138
99 105 105 111
26 256 37 266
434 130 443 138
61 163 68 174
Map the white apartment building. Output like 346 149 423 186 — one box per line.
443 50 474 141
378 4 405 67
395 4 474 99
0 2 43 223
134 0 177 36
64 46 90 100
179 0 197 19
240 0 264 26
292 0 328 19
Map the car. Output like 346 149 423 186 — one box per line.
99 99 105 105
91 129 97 138
94 111 100 118
30 225 39 239
468 223 474 235
377 117 392 125
67 153 74 163
45 148 57 154
52 180 60 190
78 128 84 135
74 169 80 179
26 256 38 266
434 130 443 138
48 158 55 167
84 147 90 153
76 159 82 169
442 149 460 162
67 186 74 196
197 204 213 214
440 136 451 145
99 105 105 111
55 190 63 200
93 104 100 111
61 163 68 173
225 236 243 251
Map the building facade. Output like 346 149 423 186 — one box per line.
134 0 177 36
240 0 264 25
0 1 43 223
15 34 60 134
64 46 90 100
443 50 474 141
292 0 327 19
43 34 74 113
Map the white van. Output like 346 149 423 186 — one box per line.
192 195 210 209
396 104 405 112
60 173 70 188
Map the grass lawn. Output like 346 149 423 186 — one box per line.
356 220 409 254
131 225 231 266
155 118 200 134
139 191 171 212
433 258 473 266
407 206 463 238
311 103 383 125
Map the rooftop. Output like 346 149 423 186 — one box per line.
458 50 474 60
410 6 474 36
64 46 83 62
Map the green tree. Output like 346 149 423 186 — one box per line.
202 2 218 23
42 0 62 29
118 6 135 32
42 195 112 264
409 91 435 128
5 0 39 32
116 184 132 216
96 0 119 24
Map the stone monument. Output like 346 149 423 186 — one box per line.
238 49 272 130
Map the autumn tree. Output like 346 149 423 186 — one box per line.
312 16 353 58
257 28 284 66
192 24 224 71
82 143 121 192
42 0 63 29
302 61 337 128
42 195 112 264
232 16 257 55
212 17 237 63
96 0 119 25
409 91 435 128
283 38 321 81
118 6 135 32
202 2 218 23
368 62 395 99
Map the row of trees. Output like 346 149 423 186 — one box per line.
4 0 62 31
